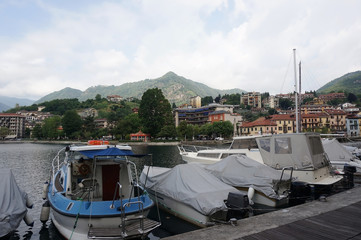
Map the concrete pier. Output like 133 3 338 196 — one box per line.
164 185 361 240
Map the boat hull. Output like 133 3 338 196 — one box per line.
51 207 150 239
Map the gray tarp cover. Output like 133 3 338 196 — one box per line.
140 164 239 216
0 169 28 237
204 155 289 199
322 138 354 162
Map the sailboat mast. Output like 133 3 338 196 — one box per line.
293 49 299 133
299 61 302 132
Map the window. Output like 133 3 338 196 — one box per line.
259 138 271 152
278 127 282 131
275 138 292 154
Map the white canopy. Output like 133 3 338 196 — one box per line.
140 164 239 216
322 138 354 163
204 155 290 200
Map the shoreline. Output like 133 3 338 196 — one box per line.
0 139 181 146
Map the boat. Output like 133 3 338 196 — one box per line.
0 168 34 238
256 133 342 187
42 143 160 240
322 138 361 173
202 155 292 208
140 164 250 228
178 135 265 164
180 133 342 188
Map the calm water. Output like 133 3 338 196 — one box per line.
0 143 184 239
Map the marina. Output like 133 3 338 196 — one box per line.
0 141 360 239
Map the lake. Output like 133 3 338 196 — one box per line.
0 142 185 240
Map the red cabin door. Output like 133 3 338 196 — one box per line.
102 165 120 201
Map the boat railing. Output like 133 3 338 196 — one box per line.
280 167 294 181
51 147 67 195
177 145 213 154
121 201 144 235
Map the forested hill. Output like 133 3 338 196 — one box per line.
35 72 245 105
317 71 361 94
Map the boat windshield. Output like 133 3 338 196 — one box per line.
230 138 258 149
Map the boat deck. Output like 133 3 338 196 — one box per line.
88 218 161 239
164 184 361 240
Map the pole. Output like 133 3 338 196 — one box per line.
299 61 302 132
293 49 299 133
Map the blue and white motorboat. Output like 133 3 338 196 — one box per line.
42 142 160 240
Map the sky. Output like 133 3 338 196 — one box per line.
1 0 361 100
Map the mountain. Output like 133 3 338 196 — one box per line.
317 71 361 94
35 87 83 103
0 96 35 112
35 72 246 105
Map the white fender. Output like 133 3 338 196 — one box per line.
42 181 49 200
40 201 50 223
24 212 34 227
25 195 34 209
247 187 255 205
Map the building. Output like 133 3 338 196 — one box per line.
318 93 346 102
346 116 360 137
241 92 262 108
94 118 108 129
240 117 277 135
190 96 201 108
130 131 150 142
77 108 98 119
209 111 243 136
263 95 279 109
0 113 26 138
174 104 235 127
107 95 123 103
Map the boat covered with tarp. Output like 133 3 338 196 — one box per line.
203 155 292 207
140 164 249 227
0 168 33 238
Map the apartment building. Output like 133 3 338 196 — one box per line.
241 92 262 108
0 113 26 138
190 96 201 108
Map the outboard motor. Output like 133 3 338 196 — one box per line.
289 181 311 206
225 192 250 220
343 165 356 189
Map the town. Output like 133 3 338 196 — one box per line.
0 90 360 141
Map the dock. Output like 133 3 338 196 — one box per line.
164 185 361 240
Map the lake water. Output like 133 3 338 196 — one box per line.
0 143 185 240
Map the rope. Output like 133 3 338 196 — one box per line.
69 198 83 240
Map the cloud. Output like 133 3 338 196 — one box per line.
0 0 361 100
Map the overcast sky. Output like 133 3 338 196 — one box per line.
1 0 361 100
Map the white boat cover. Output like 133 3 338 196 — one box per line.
140 164 239 216
322 139 354 163
203 155 289 200
0 169 28 237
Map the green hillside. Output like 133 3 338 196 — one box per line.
35 72 245 105
317 71 361 94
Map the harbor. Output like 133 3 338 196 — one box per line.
1 139 361 239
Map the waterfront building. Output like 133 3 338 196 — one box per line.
0 113 25 139
130 130 150 142
174 103 235 127
240 117 277 135
241 92 262 108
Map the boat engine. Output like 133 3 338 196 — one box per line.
343 165 356 189
225 192 250 220
289 181 311 206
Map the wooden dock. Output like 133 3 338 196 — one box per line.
165 185 361 240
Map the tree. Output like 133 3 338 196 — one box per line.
214 94 221 103
62 110 83 139
158 125 177 139
139 88 174 137
201 96 213 106
32 124 42 139
113 113 142 140
347 93 357 103
212 121 234 138
42 116 62 139
0 127 10 140
279 98 293 110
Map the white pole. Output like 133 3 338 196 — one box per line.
293 49 299 133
